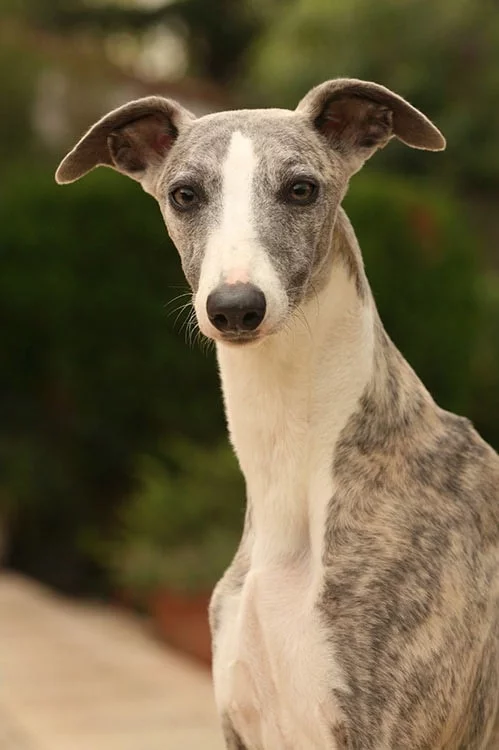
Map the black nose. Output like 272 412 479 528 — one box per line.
207 283 266 333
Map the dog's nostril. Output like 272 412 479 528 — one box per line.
242 311 262 329
213 313 230 331
207 283 266 334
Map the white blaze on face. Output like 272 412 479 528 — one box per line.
195 130 287 338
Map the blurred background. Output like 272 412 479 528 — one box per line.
1 0 498 657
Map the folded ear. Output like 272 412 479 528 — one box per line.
296 78 445 170
55 96 195 193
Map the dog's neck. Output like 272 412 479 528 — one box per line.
216 209 381 568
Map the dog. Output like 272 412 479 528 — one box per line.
56 78 499 749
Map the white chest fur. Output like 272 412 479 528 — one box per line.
212 558 344 749
212 267 375 748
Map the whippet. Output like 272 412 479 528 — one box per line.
56 78 499 749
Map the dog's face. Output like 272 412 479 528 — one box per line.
56 79 445 345
162 109 345 343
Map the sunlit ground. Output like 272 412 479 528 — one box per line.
0 573 222 750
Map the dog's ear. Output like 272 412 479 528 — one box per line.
55 97 195 193
296 78 445 170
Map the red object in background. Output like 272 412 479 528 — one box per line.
408 205 440 254
150 590 212 668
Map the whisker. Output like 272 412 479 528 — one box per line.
309 280 320 317
168 301 193 326
164 292 192 311
185 310 198 347
173 306 193 331
194 328 205 351
180 308 195 336
201 335 216 356
294 307 313 340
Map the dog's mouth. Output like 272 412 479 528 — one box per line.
214 330 263 347
199 315 286 347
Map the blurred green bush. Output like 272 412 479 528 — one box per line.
345 174 479 415
0 165 225 592
104 439 244 596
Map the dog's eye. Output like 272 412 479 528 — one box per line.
170 186 199 211
287 181 318 205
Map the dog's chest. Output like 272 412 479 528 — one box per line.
212 561 344 749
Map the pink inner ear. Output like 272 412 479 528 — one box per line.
321 114 347 138
326 114 344 125
152 132 173 155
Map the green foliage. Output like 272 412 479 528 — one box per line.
119 440 245 546
345 174 480 415
105 439 244 594
247 0 499 188
0 165 224 591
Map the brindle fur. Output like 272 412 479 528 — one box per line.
322 316 499 749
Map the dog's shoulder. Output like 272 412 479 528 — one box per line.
332 326 499 519
429 406 499 505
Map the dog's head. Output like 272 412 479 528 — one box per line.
56 79 445 346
